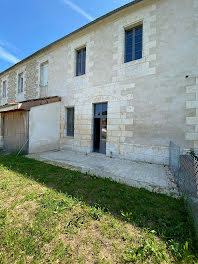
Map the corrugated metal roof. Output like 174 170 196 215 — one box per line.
0 0 146 77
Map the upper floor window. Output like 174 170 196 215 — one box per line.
125 24 143 63
2 80 7 98
18 73 23 93
76 47 86 76
66 107 74 137
40 62 48 86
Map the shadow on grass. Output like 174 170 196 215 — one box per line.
0 153 197 255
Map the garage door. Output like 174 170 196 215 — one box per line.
3 110 28 153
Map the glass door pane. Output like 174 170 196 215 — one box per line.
101 118 107 141
94 104 100 116
102 103 107 115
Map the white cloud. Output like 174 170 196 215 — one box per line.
0 40 21 55
0 46 20 64
63 0 94 21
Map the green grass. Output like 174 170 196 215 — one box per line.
0 153 197 263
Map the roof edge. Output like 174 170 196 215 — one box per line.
0 96 61 112
0 0 145 77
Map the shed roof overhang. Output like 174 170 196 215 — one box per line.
0 96 61 113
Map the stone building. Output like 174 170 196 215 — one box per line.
0 0 197 165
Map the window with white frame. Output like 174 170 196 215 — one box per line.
2 80 7 98
40 62 48 86
18 73 23 93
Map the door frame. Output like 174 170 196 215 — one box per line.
92 102 108 154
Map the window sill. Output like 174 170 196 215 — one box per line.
16 93 24 103
122 57 145 68
1 97 7 105
40 84 48 87
75 73 86 78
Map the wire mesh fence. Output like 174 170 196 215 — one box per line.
169 141 198 198
178 155 198 198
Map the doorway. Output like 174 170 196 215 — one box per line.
93 103 107 154
3 110 28 153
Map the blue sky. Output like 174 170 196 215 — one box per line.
0 0 132 73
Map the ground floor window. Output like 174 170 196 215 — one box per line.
66 107 74 136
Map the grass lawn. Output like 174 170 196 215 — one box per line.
0 153 197 263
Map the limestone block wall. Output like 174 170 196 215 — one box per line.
185 0 198 150
7 70 17 102
0 59 40 105
186 76 198 148
25 59 39 100
0 0 197 164
51 0 161 161
56 0 198 164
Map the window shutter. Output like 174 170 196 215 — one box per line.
40 63 48 86
18 74 23 93
21 77 23 92
43 64 48 85
40 66 44 85
2 81 6 98
18 76 20 92
82 47 86 75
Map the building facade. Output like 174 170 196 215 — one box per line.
0 0 198 164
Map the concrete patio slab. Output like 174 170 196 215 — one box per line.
27 150 179 197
